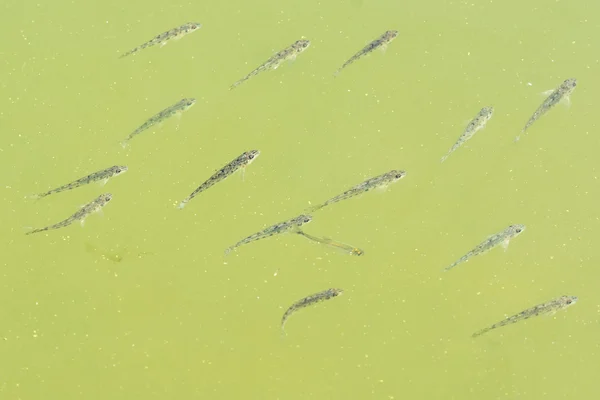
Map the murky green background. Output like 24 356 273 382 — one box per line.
1 0 599 398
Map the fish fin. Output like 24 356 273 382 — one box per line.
160 41 169 48
26 193 42 201
97 209 104 217
561 95 571 107
541 89 555 96
241 167 246 182
177 201 187 209
80 219 86 227
501 238 510 251
120 140 129 149
100 178 109 186
379 43 388 53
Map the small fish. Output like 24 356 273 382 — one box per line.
516 78 577 141
334 30 398 76
121 98 196 147
230 39 310 89
119 22 202 58
308 170 406 213
178 150 260 209
297 231 364 256
26 193 112 236
444 224 525 271
224 214 312 256
441 107 494 163
281 288 343 334
472 295 578 337
30 165 127 199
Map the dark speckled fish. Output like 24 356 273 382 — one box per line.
444 224 525 271
178 150 260 209
307 170 406 213
121 98 195 147
281 288 343 334
230 39 310 89
224 214 312 256
26 193 112 236
334 30 398 76
119 22 202 58
31 165 127 199
472 295 578 337
516 78 577 141
441 106 494 163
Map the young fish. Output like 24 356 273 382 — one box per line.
441 107 494 163
230 39 310 89
224 214 312 256
308 170 406 213
334 30 398 76
121 98 196 147
444 224 525 271
297 231 364 256
472 295 578 337
178 150 260 209
281 288 343 334
26 193 113 236
119 22 202 59
30 165 127 199
516 78 577 141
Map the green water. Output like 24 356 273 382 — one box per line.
1 0 599 398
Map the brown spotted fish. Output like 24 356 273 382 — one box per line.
281 288 343 335
26 193 113 235
178 150 260 209
334 30 398 76
30 165 127 199
516 78 577 141
230 39 310 89
472 295 578 337
441 106 494 163
119 22 202 58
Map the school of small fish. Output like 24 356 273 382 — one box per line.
23 21 581 340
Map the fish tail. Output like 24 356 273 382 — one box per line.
24 226 44 235
472 327 491 338
120 140 130 149
26 193 43 201
177 200 187 209
224 247 233 256
440 154 448 163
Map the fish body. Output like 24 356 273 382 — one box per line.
224 214 312 255
441 106 494 162
334 30 398 76
517 78 577 141
472 295 578 337
119 22 201 58
178 150 260 209
32 165 127 199
121 98 196 147
444 224 525 271
281 288 343 333
308 170 406 212
26 193 112 235
230 39 310 89
297 231 363 256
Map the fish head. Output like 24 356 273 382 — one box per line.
112 165 128 176
296 214 312 226
508 224 526 237
181 98 197 110
329 288 344 297
246 150 260 164
293 39 311 54
351 248 364 256
187 22 202 31
561 78 577 95
386 170 407 183
481 106 494 118
100 193 113 203
385 30 399 41
559 295 578 308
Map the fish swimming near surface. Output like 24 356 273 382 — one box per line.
281 288 343 335
30 165 127 199
334 30 398 76
26 193 113 236
230 39 310 89
441 107 494 162
119 22 202 58
472 295 578 337
224 214 312 256
121 98 196 147
444 224 525 271
178 150 260 209
297 231 364 256
516 78 577 141
307 170 406 213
